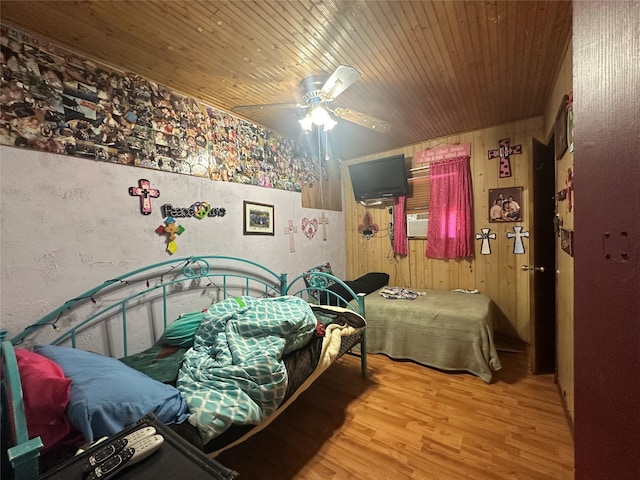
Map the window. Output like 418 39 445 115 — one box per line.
406 172 430 214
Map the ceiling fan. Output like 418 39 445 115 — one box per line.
232 65 391 134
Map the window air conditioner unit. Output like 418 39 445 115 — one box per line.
407 213 428 238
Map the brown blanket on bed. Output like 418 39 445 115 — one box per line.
362 288 502 383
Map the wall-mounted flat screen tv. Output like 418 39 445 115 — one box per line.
348 154 409 201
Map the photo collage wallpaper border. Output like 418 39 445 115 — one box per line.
0 25 320 192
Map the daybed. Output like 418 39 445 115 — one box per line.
0 256 367 480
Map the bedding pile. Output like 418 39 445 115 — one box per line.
2 256 371 479
378 286 426 300
177 295 318 443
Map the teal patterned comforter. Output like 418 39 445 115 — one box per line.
177 295 318 443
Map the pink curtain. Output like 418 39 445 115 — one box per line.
393 196 408 255
426 156 474 259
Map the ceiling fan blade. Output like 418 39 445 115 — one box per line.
333 107 392 133
232 102 302 113
320 65 361 101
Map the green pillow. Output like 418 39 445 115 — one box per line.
162 310 205 348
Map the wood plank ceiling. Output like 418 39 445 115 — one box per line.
1 1 572 160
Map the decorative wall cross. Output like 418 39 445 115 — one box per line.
155 216 184 255
488 138 522 178
506 226 529 255
129 179 160 215
284 220 297 253
475 228 497 255
319 212 329 241
566 168 574 212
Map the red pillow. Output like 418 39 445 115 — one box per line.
15 348 76 451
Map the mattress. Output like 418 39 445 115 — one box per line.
362 288 502 383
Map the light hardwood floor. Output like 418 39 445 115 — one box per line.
216 351 575 479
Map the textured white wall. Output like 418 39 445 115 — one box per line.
0 145 346 341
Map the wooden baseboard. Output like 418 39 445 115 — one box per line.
555 378 575 442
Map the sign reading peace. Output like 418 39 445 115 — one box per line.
161 203 226 219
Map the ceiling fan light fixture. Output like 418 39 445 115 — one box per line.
310 105 330 126
298 105 336 131
299 114 313 131
323 115 337 131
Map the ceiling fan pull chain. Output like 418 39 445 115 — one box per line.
325 129 330 162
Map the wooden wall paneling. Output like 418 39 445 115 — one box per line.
448 259 461 289
344 118 540 343
556 226 574 418
512 118 536 342
406 242 420 288
368 206 386 273
470 129 490 297
507 121 526 341
343 180 357 279
475 110 502 324
398 254 411 288
498 219 518 335
458 259 475 291
416 254 427 290
420 247 432 289
301 159 343 211
350 204 366 275
430 258 450 291
547 38 574 423
478 125 506 331
409 139 426 288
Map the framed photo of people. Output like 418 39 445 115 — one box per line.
488 187 523 223
243 201 274 235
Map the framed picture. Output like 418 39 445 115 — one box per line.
567 97 574 153
560 227 574 256
489 186 523 223
243 201 274 235
555 94 569 160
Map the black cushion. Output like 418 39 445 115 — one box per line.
319 272 389 306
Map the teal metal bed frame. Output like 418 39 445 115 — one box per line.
1 255 367 480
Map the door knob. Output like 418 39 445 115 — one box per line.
522 265 545 272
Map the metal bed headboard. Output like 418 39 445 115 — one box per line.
10 256 287 354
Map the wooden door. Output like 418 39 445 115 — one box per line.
529 137 556 374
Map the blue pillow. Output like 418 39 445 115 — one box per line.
34 344 190 442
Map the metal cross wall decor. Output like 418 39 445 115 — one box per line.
475 228 497 255
506 226 530 254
